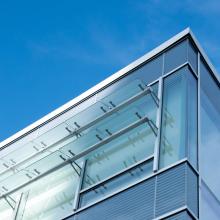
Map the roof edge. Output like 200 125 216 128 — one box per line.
189 29 220 84
1 27 219 149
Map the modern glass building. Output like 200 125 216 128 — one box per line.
0 28 219 220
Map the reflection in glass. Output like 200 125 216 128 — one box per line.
0 199 13 220
164 40 188 74
201 181 220 220
159 66 197 168
82 84 158 189
164 39 198 75
21 165 80 220
0 81 158 197
82 123 155 189
200 60 220 201
188 40 198 73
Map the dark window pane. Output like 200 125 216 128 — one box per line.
200 60 220 201
164 40 187 74
188 40 198 73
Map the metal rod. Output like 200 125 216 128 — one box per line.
0 116 149 198
153 77 163 172
0 87 152 178
4 196 15 209
73 160 87 211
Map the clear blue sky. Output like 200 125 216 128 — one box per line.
0 0 219 141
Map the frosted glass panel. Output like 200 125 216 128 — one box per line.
0 199 13 220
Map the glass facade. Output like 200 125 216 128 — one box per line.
0 30 219 220
200 60 220 219
159 66 197 169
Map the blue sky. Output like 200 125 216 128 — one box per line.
0 0 220 141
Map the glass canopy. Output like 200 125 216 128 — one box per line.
0 79 158 201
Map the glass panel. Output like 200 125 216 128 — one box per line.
160 66 197 168
0 199 13 220
164 40 187 74
0 125 78 183
200 60 220 201
188 39 198 73
97 55 162 100
187 70 198 168
0 80 152 194
0 50 162 185
82 85 158 189
22 165 80 220
0 82 157 199
79 160 153 208
82 122 155 189
201 181 220 220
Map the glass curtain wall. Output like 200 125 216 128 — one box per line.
159 66 197 169
200 60 220 219
0 36 200 220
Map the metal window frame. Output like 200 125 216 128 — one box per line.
153 77 163 172
0 62 198 205
197 52 202 220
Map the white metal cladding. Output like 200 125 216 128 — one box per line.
1 27 219 151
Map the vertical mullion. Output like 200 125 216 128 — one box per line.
73 160 87 211
197 52 201 219
153 77 163 172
